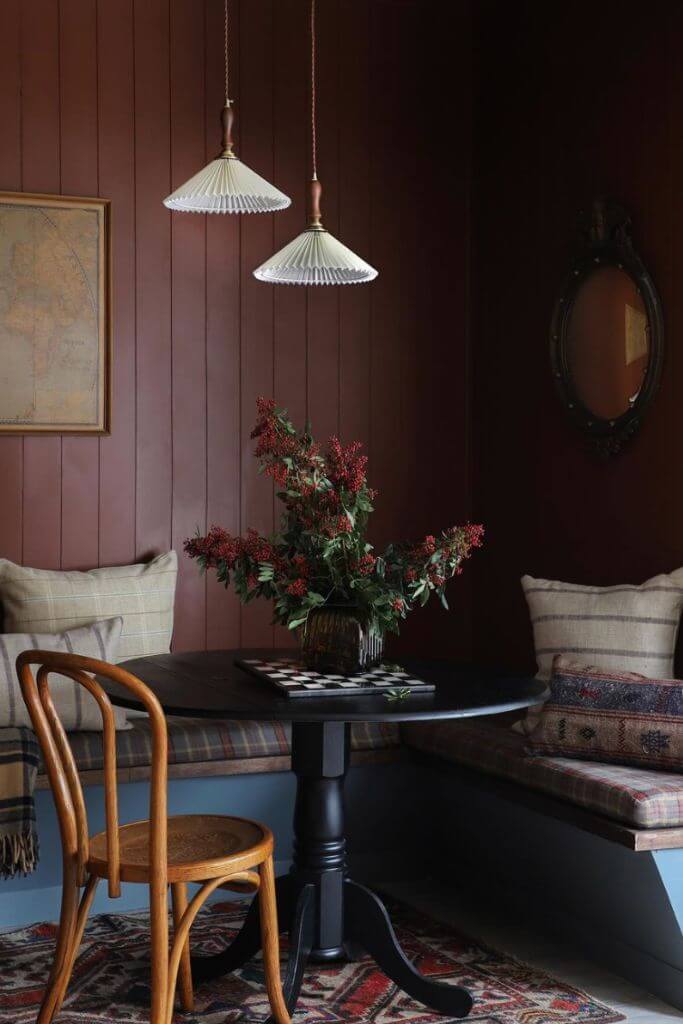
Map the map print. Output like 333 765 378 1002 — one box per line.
0 202 104 429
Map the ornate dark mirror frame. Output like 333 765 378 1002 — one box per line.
550 199 664 457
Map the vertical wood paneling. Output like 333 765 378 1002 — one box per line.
471 0 679 671
272 0 308 650
134 0 172 560
273 0 308 430
97 0 136 568
239 0 275 646
20 0 62 569
205 0 241 649
367 1 403 549
306 0 340 443
0 0 469 660
59 0 100 569
169 0 207 650
0 0 24 563
338 0 371 449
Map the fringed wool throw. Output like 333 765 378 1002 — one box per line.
0 727 39 877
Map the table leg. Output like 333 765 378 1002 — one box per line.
191 874 298 981
192 719 473 1019
344 879 474 1018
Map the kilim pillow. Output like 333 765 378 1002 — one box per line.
521 569 683 681
526 655 683 770
0 552 177 663
2 618 129 731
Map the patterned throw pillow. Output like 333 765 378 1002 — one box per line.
0 552 177 663
1 618 129 731
526 656 683 770
521 569 683 681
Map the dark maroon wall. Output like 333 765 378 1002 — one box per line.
471 0 683 671
0 0 473 658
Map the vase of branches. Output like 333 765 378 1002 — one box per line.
185 399 484 676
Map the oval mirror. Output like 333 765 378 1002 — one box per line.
550 200 663 457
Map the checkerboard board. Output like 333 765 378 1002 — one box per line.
236 658 435 698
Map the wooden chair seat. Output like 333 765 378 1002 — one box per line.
88 814 269 884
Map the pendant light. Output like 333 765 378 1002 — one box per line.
163 0 290 214
254 0 377 285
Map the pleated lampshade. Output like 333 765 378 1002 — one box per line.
254 176 377 286
254 222 377 285
163 0 289 216
164 105 290 215
164 150 290 215
254 0 376 286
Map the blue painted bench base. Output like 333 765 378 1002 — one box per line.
0 758 425 928
426 762 683 1011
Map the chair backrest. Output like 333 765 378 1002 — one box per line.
16 651 168 899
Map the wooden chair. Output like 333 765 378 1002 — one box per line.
17 650 291 1024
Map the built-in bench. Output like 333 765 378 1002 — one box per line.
18 704 683 1011
402 716 683 1011
404 717 683 848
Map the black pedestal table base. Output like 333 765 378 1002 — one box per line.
191 721 474 1020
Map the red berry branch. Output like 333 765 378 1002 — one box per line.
185 399 483 635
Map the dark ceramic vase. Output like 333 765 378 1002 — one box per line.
301 605 384 675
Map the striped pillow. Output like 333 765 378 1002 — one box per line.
2 618 129 731
0 552 177 663
521 569 683 680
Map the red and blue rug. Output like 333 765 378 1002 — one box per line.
0 898 624 1023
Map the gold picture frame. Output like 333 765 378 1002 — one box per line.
0 191 111 435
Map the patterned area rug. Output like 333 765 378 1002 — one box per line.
0 898 624 1024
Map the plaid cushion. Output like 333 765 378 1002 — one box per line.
64 718 400 774
403 718 683 829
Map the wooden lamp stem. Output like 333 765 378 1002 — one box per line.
309 178 323 228
220 104 235 157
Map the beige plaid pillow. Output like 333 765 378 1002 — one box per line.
0 552 177 663
3 618 129 731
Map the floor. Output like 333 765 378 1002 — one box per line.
387 878 683 1024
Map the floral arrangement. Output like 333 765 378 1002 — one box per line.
185 399 483 638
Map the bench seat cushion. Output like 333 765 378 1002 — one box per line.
63 718 400 774
403 718 683 829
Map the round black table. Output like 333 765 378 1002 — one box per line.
105 649 546 1021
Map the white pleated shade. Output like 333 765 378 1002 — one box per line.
163 156 291 214
253 227 378 285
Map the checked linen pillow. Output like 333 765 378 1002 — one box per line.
0 552 177 662
526 655 683 770
0 618 130 732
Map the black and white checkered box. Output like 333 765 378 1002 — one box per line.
236 658 435 698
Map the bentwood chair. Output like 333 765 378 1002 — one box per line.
17 650 291 1024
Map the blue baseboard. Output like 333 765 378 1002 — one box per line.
0 758 423 930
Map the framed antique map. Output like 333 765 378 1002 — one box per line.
0 192 111 434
